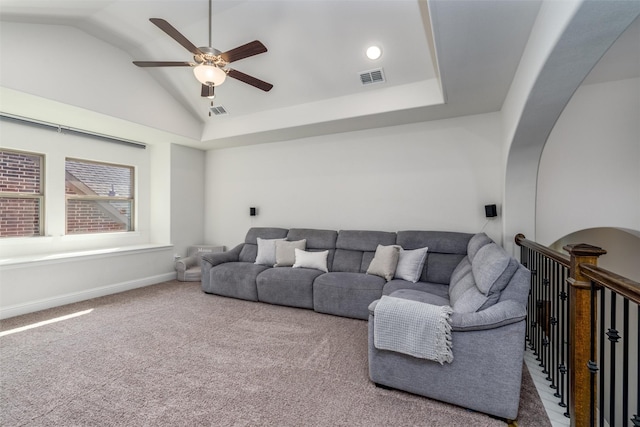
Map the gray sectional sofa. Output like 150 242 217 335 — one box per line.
201 227 530 421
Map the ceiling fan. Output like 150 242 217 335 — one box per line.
132 0 273 99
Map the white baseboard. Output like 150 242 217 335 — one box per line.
0 272 177 320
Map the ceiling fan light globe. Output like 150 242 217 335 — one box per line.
194 64 226 86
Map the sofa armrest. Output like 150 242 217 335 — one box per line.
449 300 526 332
176 256 198 273
202 243 242 268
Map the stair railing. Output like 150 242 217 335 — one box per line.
515 234 639 427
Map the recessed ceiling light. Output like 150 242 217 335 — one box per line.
366 45 382 60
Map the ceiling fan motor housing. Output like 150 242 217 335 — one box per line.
132 18 272 94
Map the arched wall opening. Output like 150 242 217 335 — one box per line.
501 1 640 256
550 227 640 282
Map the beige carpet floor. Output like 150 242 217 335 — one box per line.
0 281 550 426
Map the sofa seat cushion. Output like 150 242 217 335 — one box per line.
206 262 269 301
313 272 385 320
256 267 325 309
389 289 450 306
383 280 449 300
368 289 450 315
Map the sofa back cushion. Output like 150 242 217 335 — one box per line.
396 231 472 284
333 230 396 273
467 232 493 261
239 227 289 263
287 228 338 269
449 242 520 313
472 243 519 309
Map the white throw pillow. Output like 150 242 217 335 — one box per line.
366 244 400 281
254 237 286 266
275 239 306 267
394 246 429 282
292 248 329 272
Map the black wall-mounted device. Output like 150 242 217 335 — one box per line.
485 204 497 218
250 207 257 216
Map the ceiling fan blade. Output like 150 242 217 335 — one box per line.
201 84 215 98
150 18 203 56
227 69 273 92
133 61 195 67
220 40 267 63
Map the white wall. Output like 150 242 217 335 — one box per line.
204 112 504 248
0 248 175 319
501 0 583 253
537 77 640 246
170 144 206 257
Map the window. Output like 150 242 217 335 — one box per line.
65 158 134 234
0 149 44 238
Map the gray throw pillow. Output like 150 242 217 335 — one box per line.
274 239 306 267
254 237 286 266
394 247 428 282
366 244 400 281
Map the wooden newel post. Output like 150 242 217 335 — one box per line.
564 243 606 427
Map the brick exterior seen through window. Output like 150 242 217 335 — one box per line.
0 150 43 237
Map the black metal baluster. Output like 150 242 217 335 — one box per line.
587 281 599 427
599 289 606 427
542 257 550 378
607 291 619 427
560 266 569 417
522 246 529 344
632 304 639 427
532 252 540 357
525 247 534 348
622 298 629 427
550 261 559 392
537 252 544 361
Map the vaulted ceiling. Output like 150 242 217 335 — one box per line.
0 1 637 149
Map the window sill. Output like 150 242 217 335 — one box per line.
0 244 173 268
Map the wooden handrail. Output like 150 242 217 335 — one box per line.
514 233 570 267
580 263 640 305
516 233 639 303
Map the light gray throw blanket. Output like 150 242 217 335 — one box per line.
373 296 454 364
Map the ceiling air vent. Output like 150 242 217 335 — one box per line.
359 68 385 85
209 105 228 116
